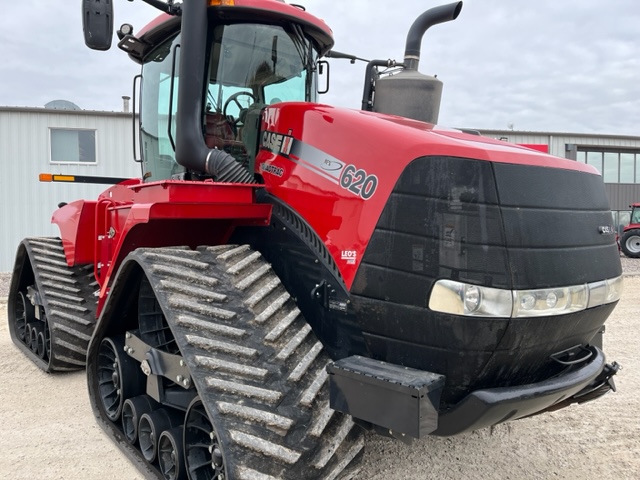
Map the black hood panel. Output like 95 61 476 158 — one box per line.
352 156 621 304
493 162 621 288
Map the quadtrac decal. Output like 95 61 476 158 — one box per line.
260 130 378 200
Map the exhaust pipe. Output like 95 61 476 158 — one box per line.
404 2 463 71
372 2 463 124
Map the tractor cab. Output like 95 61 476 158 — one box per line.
138 19 320 182
91 1 334 184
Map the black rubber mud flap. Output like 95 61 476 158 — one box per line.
86 245 365 480
7 237 97 372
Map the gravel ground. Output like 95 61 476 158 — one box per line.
0 272 10 300
0 257 639 479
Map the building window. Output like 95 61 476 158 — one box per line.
578 148 640 184
603 152 619 183
586 151 603 174
50 128 97 164
620 153 635 183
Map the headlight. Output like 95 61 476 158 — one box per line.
512 285 587 318
429 276 623 318
429 281 513 317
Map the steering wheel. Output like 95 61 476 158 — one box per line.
223 92 257 127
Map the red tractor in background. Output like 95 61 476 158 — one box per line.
7 1 623 479
620 203 640 258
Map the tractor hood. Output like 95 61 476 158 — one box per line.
257 102 617 290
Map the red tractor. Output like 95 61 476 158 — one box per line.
8 1 623 479
620 203 640 258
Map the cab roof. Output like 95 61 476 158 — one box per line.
129 0 334 63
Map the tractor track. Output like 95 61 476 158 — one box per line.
88 245 364 480
7 237 97 372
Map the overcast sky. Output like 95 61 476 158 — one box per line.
1 0 638 135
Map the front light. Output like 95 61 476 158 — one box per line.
429 276 623 318
512 285 588 318
587 276 624 308
429 281 513 317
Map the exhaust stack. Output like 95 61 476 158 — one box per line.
404 2 463 71
372 2 463 125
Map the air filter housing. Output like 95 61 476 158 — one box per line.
373 71 443 124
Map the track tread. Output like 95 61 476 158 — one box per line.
127 246 363 479
8 237 97 372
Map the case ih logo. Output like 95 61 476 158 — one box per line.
262 131 294 156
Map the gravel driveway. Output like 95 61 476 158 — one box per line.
1 260 639 479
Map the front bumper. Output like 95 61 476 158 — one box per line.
435 346 614 436
329 346 616 439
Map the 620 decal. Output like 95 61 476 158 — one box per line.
339 165 378 200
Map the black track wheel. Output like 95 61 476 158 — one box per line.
159 427 187 480
123 396 158 445
13 291 32 342
621 229 640 258
184 398 223 480
97 336 144 421
28 325 39 352
139 409 182 463
36 328 47 359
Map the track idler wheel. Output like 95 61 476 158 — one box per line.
13 291 32 343
123 396 158 446
158 427 186 480
139 409 182 463
30 324 43 353
184 398 225 480
97 336 144 421
36 327 47 359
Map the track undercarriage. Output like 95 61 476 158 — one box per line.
8 237 97 372
86 245 364 480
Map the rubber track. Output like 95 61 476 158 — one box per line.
9 237 97 372
132 246 364 480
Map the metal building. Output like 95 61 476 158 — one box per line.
0 106 140 271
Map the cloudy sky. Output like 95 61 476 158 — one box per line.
1 0 638 135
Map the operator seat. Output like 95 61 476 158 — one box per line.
204 113 236 150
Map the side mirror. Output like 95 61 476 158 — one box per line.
82 0 114 51
317 60 330 95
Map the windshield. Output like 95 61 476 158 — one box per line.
206 23 316 115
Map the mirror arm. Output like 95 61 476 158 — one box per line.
139 0 182 15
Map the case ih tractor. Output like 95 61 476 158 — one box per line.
620 203 640 258
7 1 623 479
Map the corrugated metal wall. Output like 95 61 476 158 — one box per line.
479 130 640 159
0 108 141 271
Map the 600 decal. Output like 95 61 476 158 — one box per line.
339 165 378 200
